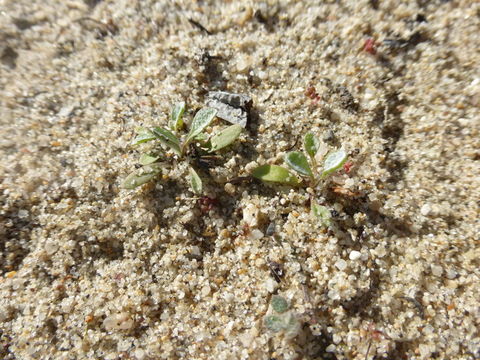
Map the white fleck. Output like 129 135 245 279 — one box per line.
335 259 347 271
18 210 29 218
349 250 362 261
326 344 336 352
420 204 431 216
201 285 211 297
103 313 134 331
249 229 264 240
431 265 443 277
243 203 259 227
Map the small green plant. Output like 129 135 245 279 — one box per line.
251 132 347 225
264 295 301 339
123 102 243 193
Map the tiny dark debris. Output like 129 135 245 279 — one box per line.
206 91 252 128
13 18 35 30
268 261 285 283
188 18 212 35
1 47 18 69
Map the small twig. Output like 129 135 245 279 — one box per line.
188 18 212 35
365 340 372 360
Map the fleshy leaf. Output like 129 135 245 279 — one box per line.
151 127 181 156
271 295 289 314
189 167 202 195
264 315 284 333
122 164 161 189
139 153 160 165
311 204 332 227
170 102 185 132
304 132 320 158
322 149 348 177
131 127 156 145
251 165 299 185
284 151 313 177
185 107 217 146
209 124 243 152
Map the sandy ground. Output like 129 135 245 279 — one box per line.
1 0 479 359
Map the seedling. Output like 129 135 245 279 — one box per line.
264 295 301 339
123 102 243 194
251 132 348 226
252 132 347 186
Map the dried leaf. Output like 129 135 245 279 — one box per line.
284 151 313 177
206 91 252 128
251 165 299 185
209 124 243 152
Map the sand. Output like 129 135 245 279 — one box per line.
1 0 479 359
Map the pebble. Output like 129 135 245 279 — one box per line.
335 259 348 271
349 250 362 261
421 204 432 216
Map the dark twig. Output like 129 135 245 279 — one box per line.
188 18 212 35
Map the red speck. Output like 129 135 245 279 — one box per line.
305 86 321 103
363 38 376 55
343 161 353 173
198 196 218 213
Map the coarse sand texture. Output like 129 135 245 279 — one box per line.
1 1 479 359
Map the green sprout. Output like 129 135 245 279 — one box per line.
251 132 347 226
123 102 243 193
264 295 301 339
252 132 347 186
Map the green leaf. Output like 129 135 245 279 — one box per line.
311 204 331 227
209 124 243 152
284 151 313 177
304 132 320 158
170 102 185 132
251 165 299 185
139 153 160 165
185 107 217 145
194 133 209 142
122 164 161 189
131 127 156 145
264 315 284 333
283 312 301 338
271 295 289 314
151 127 181 156
322 149 348 177
189 167 202 195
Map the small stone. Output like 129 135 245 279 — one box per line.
206 91 252 128
326 344 336 352
349 250 362 261
103 313 134 331
243 203 259 227
431 265 443 277
335 259 347 271
249 229 264 240
201 285 211 297
420 204 432 216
